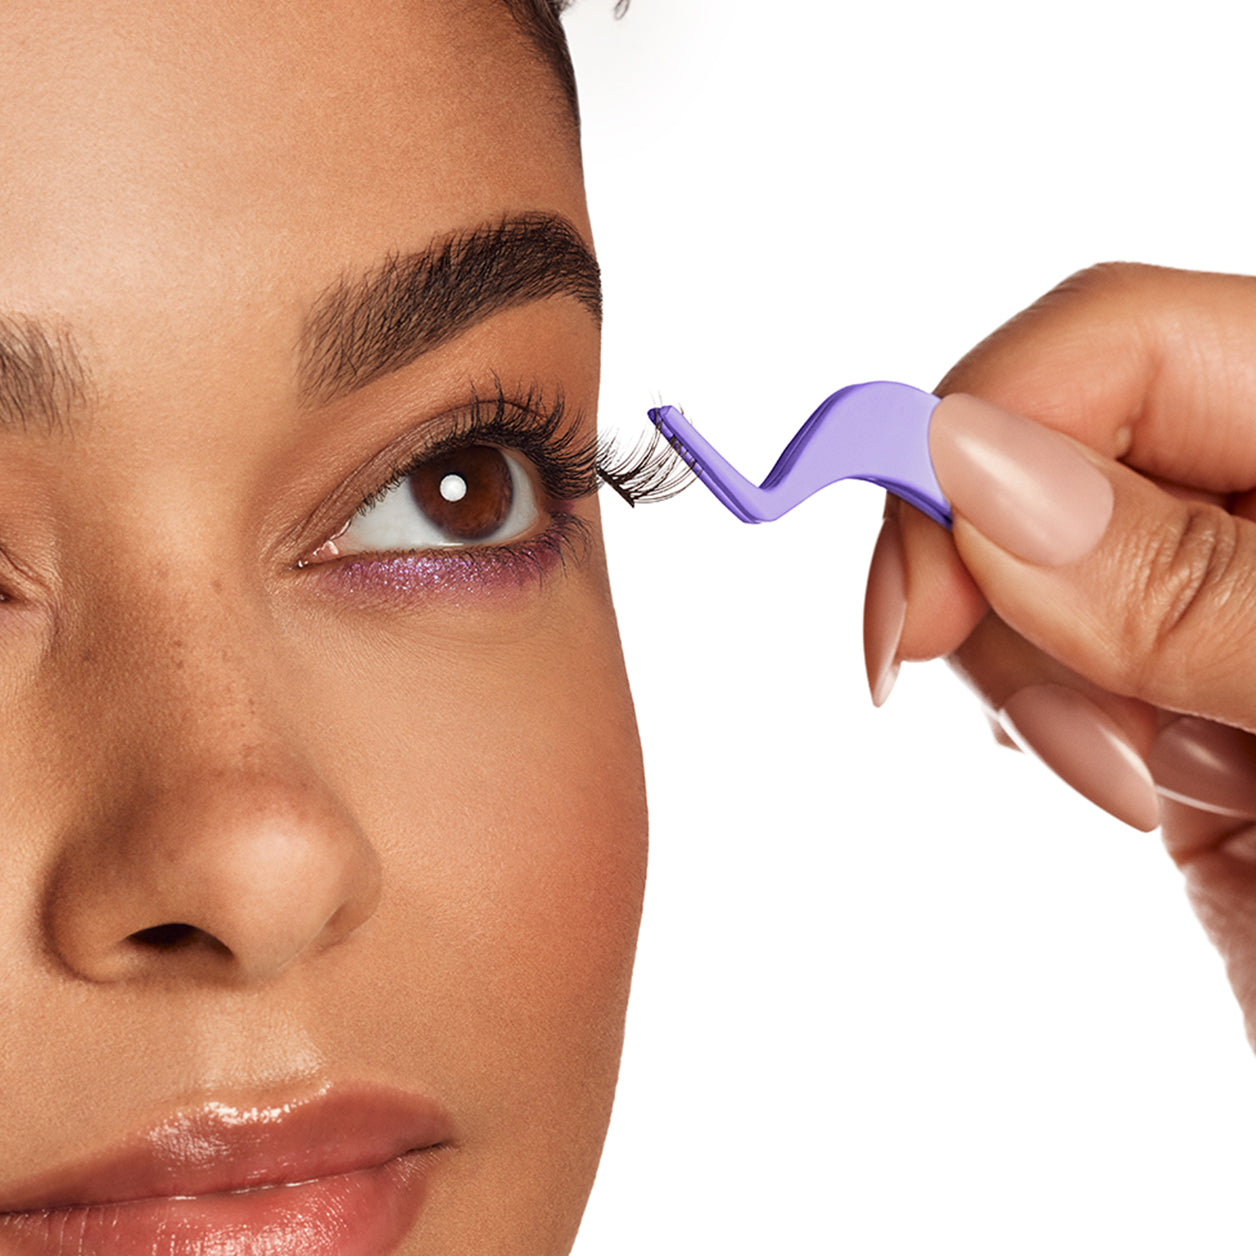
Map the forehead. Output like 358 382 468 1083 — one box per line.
0 0 586 313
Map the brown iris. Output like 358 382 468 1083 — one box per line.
408 445 514 542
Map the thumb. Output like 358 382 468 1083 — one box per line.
931 393 1256 730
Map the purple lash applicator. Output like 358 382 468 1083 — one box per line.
648 381 953 529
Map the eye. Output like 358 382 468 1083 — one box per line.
328 444 542 558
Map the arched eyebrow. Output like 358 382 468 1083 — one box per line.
298 213 601 407
0 316 90 436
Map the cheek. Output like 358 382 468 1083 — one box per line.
376 637 647 1064
291 581 647 1238
359 610 648 1037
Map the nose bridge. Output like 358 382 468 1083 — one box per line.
62 560 269 793
44 563 383 986
111 567 278 763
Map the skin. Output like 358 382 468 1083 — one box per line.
882 262 1256 1052
0 2 646 1253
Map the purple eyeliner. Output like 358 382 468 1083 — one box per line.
648 381 952 528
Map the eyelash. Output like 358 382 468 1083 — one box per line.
351 383 692 519
308 384 691 592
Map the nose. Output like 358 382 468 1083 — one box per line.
47 760 383 985
43 621 382 988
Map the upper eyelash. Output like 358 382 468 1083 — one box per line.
351 381 693 522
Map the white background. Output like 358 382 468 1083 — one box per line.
566 2 1256 1253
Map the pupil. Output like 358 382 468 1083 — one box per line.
410 445 513 541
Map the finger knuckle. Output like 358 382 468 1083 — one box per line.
1050 261 1156 303
1120 504 1246 691
1032 264 1167 354
936 262 1165 415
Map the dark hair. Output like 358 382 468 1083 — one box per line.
499 0 629 130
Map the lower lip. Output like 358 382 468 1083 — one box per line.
0 1149 436 1256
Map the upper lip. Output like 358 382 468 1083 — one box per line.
0 1083 454 1213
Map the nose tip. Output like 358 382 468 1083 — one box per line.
46 767 382 986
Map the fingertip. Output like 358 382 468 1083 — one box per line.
895 501 988 660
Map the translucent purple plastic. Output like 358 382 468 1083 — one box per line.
649 381 952 529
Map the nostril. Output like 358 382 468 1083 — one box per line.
128 922 229 956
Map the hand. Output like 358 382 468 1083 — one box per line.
864 262 1256 1045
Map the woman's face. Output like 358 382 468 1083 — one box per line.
0 3 646 1253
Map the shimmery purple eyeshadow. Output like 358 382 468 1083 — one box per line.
315 517 586 601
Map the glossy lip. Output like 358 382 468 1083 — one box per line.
0 1083 454 1213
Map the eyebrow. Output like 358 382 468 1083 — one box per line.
0 315 91 436
298 213 601 407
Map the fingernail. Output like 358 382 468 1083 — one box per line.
863 514 906 706
986 712 1021 751
999 683 1160 830
930 394 1115 565
1150 716 1256 817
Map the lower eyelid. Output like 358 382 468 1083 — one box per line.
301 514 591 602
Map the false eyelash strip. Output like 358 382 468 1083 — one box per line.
595 427 694 507
455 380 696 507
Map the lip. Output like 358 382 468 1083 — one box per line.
0 1084 453 1256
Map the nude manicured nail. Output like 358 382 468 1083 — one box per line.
1150 717 1256 817
999 684 1160 831
863 514 906 707
930 394 1115 565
